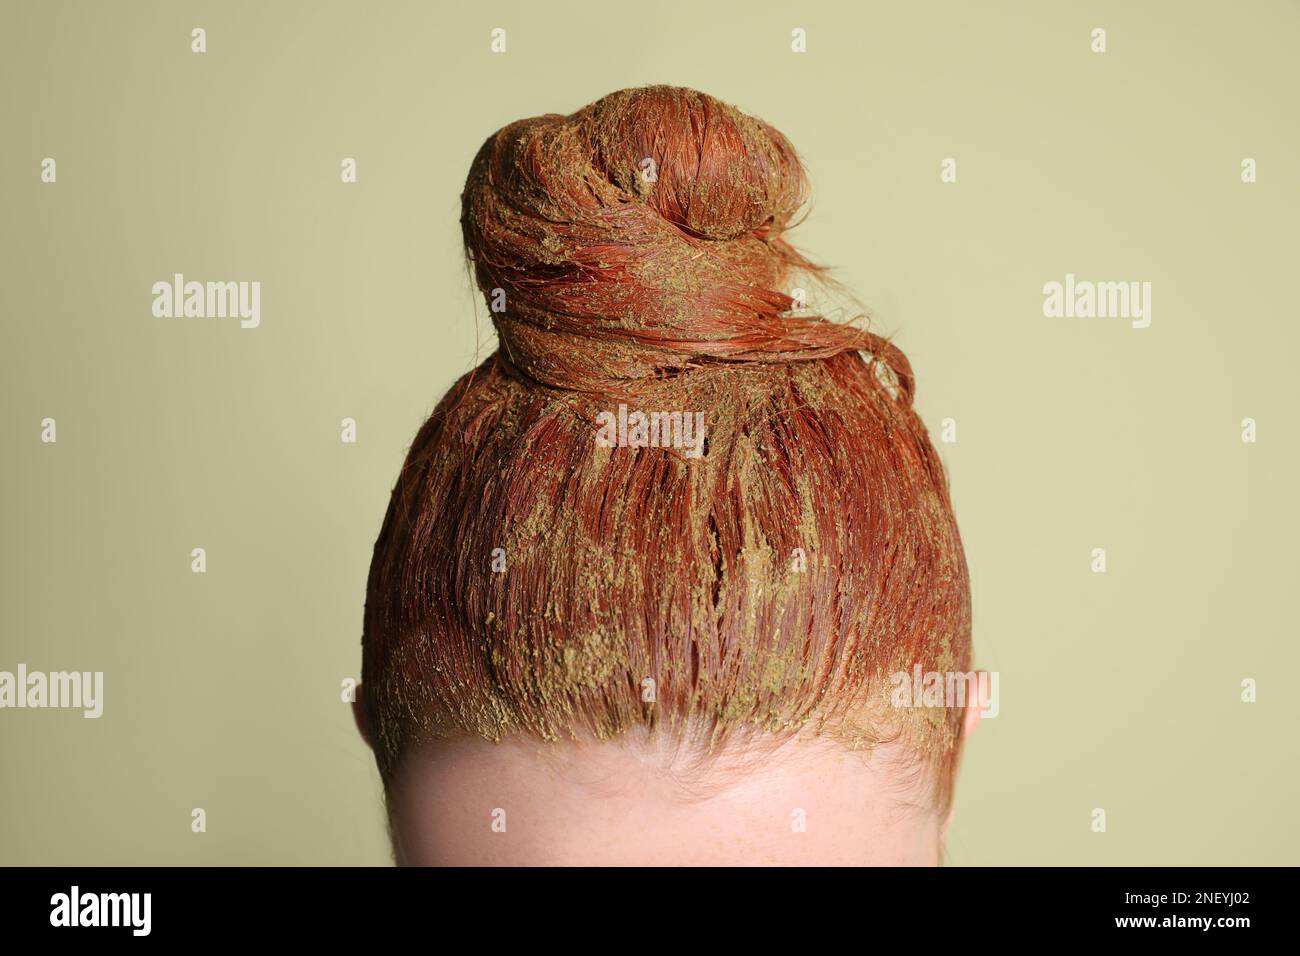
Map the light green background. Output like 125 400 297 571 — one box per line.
1 0 1296 865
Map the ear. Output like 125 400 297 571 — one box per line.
352 682 372 749
941 680 985 837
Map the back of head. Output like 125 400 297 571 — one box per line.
361 86 972 863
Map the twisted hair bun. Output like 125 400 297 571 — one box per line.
460 85 911 397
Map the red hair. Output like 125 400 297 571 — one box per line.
362 86 971 809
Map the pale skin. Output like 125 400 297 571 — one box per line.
354 689 980 866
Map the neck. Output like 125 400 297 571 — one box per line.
385 731 944 866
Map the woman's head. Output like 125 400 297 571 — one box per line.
360 86 973 864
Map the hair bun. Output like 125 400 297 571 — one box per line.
460 85 911 399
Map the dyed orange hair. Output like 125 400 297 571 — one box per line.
362 86 971 809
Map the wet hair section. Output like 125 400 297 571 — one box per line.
361 86 971 811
